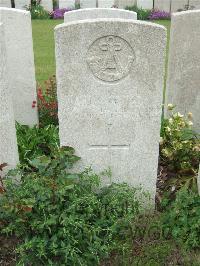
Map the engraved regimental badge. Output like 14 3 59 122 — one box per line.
87 35 135 82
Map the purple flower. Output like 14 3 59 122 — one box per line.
52 8 72 19
148 9 171 20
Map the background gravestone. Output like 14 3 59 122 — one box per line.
98 0 114 8
190 0 200 9
137 0 153 9
154 0 171 12
114 0 136 8
55 19 166 202
0 8 38 126
41 0 53 11
64 8 137 22
0 0 11 7
15 0 30 9
171 0 188 12
59 0 75 8
80 0 96 8
166 11 200 132
0 23 19 173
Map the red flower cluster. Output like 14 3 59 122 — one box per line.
37 76 58 127
32 100 37 108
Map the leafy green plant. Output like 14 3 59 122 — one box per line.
125 5 151 20
161 188 200 249
26 1 50 19
159 105 200 192
0 147 141 265
37 76 58 127
16 123 59 167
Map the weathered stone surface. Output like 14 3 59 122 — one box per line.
98 0 114 8
64 8 137 22
171 0 188 12
114 0 136 8
59 0 75 8
0 0 11 7
15 0 30 9
41 0 53 11
137 0 153 9
0 23 19 173
189 0 200 9
80 0 96 8
0 8 38 126
166 11 200 132
55 19 166 201
154 0 171 12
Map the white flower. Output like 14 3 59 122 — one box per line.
188 112 193 119
159 137 164 145
169 118 173 124
188 121 193 127
167 103 174 111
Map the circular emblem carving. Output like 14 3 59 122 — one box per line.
87 35 135 82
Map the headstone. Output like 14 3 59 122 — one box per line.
189 0 200 10
137 0 153 9
0 8 38 126
0 0 11 8
59 0 75 8
114 0 136 9
80 0 96 8
166 11 200 132
154 0 171 12
64 8 137 22
55 19 166 202
15 0 30 9
0 23 19 173
98 0 114 8
171 0 188 12
41 0 53 11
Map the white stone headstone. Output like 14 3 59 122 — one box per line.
80 0 96 8
166 11 200 132
41 0 53 11
189 0 200 10
98 0 114 8
15 0 30 9
137 0 153 9
59 0 75 8
0 0 11 8
64 8 137 22
114 0 136 9
0 23 19 173
154 0 171 12
55 19 166 202
0 8 38 126
171 0 188 12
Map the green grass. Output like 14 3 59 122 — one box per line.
32 19 171 84
32 19 63 85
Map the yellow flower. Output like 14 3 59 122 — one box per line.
188 112 193 119
188 121 193 127
193 145 200 152
169 118 173 124
167 103 174 111
165 126 171 132
159 137 164 145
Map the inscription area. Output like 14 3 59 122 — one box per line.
87 35 135 82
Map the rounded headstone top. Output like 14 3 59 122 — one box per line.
172 9 200 17
0 7 30 16
64 8 137 23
